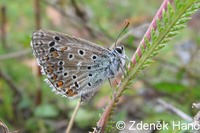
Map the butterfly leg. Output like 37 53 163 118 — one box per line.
125 55 130 62
109 77 120 86
108 78 113 87
119 64 125 75
114 79 119 85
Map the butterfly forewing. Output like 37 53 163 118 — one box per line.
31 29 111 100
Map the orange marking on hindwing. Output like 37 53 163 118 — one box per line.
66 89 78 97
51 74 58 81
44 56 49 61
60 46 68 52
56 81 63 87
51 51 59 58
46 68 53 74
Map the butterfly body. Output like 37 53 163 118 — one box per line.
31 29 126 102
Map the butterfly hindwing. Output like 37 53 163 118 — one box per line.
31 29 111 100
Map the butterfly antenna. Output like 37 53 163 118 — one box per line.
114 19 130 48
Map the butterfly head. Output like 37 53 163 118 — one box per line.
113 46 126 66
114 46 124 55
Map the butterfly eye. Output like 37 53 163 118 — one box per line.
115 47 122 54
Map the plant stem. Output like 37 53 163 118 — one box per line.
96 1 174 132
132 0 173 64
66 99 81 133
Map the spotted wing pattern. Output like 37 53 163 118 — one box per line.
31 29 112 101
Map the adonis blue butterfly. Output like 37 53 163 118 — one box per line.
31 29 127 102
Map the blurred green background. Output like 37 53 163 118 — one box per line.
0 0 200 133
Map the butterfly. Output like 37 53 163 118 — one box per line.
31 29 127 102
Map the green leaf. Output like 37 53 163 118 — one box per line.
145 36 151 49
156 18 162 33
160 37 171 44
75 108 98 129
176 17 191 24
149 51 158 58
144 59 155 65
140 44 146 54
34 104 59 118
151 28 156 42
135 53 140 62
155 44 166 50
163 9 168 25
168 2 174 17
153 82 187 93
171 24 186 31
